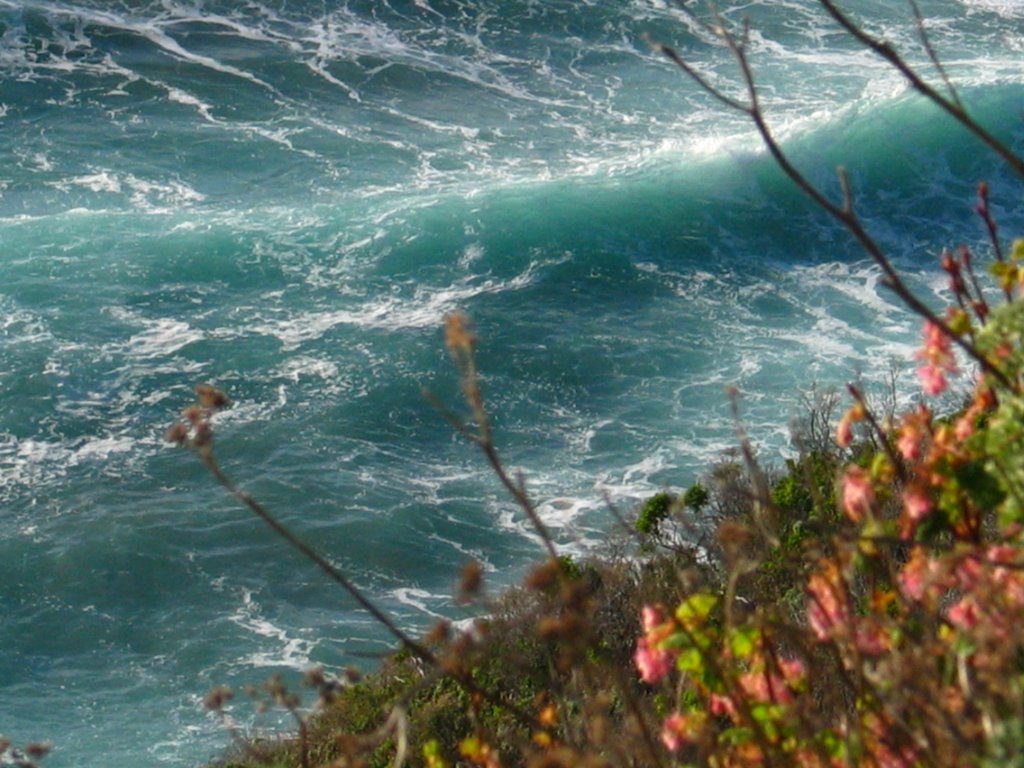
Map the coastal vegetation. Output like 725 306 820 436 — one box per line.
5 3 1024 768
188 264 1024 767
162 4 1024 767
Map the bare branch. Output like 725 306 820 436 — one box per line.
655 11 1014 391
441 313 560 562
199 449 438 667
653 42 750 114
819 0 1024 178
908 0 963 110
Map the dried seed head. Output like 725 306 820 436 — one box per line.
195 384 231 410
444 312 476 355
303 666 326 688
24 742 51 759
525 560 560 591
192 421 213 448
424 619 452 645
203 686 234 711
263 674 286 698
457 560 484 603
165 422 189 446
537 615 583 640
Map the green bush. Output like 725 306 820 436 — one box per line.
634 491 676 535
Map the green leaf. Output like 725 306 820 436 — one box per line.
954 460 1005 511
719 726 756 746
729 626 760 659
676 646 705 674
677 593 718 628
1011 238 1024 261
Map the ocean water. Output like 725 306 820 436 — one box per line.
1 1 1022 765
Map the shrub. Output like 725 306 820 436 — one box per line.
635 491 676 535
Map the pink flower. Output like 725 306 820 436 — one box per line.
920 320 955 362
634 605 676 683
947 598 981 631
634 636 672 684
955 413 975 441
835 416 854 447
777 657 806 685
917 365 948 396
986 544 1016 566
915 320 958 396
853 620 892 656
897 406 931 462
709 693 737 719
899 486 932 540
836 404 865 448
899 549 947 602
738 669 794 705
841 466 875 522
661 713 684 752
897 432 920 462
807 567 849 641
660 711 703 752
954 556 984 591
902 486 932 522
641 605 663 632
810 564 889 654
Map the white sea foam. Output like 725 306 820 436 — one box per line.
72 435 135 461
124 318 204 359
961 0 1024 17
248 258 555 350
65 172 121 193
229 589 318 670
391 587 448 619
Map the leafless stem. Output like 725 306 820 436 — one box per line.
656 10 1014 391
908 0 963 110
198 449 438 667
441 313 560 562
847 384 905 483
818 0 1024 179
171 393 543 735
975 183 1013 304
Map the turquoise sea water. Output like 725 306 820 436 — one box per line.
1 1 1023 765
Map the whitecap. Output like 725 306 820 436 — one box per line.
229 589 318 670
124 318 204 360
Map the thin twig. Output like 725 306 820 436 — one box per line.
200 449 438 666
819 0 1024 179
656 13 1014 391
908 0 963 110
441 314 561 562
847 384 905 483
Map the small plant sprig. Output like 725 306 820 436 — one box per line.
166 385 437 666
426 313 560 563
